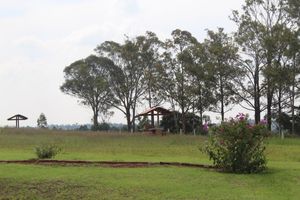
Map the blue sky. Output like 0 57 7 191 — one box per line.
0 0 245 127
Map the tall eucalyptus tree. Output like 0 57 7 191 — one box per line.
60 55 114 130
204 28 240 121
160 29 198 133
96 38 144 132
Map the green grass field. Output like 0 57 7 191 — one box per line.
0 128 299 200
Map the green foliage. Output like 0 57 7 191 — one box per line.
136 116 150 131
78 125 89 131
35 144 61 159
204 114 269 173
278 111 300 135
98 123 108 131
276 112 291 131
161 111 206 134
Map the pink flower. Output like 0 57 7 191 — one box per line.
203 123 209 132
236 113 246 121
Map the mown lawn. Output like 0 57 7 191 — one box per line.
0 128 299 200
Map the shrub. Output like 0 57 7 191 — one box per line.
203 114 269 173
35 144 61 159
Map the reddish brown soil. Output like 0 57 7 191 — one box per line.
0 159 215 169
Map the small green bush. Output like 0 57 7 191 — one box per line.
203 114 269 173
35 144 61 159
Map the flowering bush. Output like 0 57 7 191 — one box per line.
203 114 269 173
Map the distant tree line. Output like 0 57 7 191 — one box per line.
61 0 299 135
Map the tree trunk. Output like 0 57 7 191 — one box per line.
278 87 283 138
254 59 261 124
192 103 195 135
266 55 274 131
125 107 131 132
220 76 225 122
148 87 152 108
92 108 99 131
292 93 295 135
291 55 296 135
267 84 273 131
198 87 203 126
171 101 179 133
199 109 203 127
181 105 186 134
132 106 136 133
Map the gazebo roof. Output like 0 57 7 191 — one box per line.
135 106 172 118
7 114 28 121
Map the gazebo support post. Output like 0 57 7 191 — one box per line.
151 110 154 127
157 113 160 128
16 116 19 128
